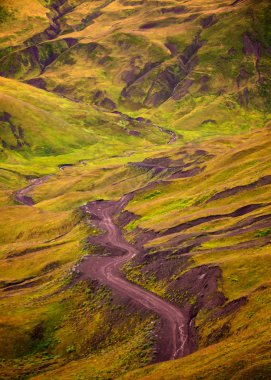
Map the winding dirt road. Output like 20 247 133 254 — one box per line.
77 194 193 361
15 176 51 206
15 174 192 361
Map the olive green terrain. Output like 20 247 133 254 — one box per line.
0 0 271 379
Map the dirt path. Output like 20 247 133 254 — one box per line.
15 176 51 206
14 168 191 361
77 195 193 361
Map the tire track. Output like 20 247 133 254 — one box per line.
77 195 194 361
14 176 51 206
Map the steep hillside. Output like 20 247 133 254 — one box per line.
0 1 271 380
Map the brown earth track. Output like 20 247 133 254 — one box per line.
15 174 195 361
14 176 51 206
76 195 195 362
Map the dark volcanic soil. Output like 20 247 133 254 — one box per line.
76 195 195 361
15 176 51 206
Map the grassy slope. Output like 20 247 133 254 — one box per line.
0 0 271 379
120 127 271 379
0 0 48 48
2 0 269 138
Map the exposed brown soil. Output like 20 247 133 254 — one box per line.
208 175 271 203
161 6 187 15
169 166 203 179
128 149 211 179
168 265 225 312
200 14 218 29
7 242 65 259
147 209 271 263
14 176 51 206
25 77 47 89
206 323 231 345
162 203 265 236
11 150 259 365
198 236 271 255
212 296 248 319
76 195 195 362
140 17 180 30
1 277 42 292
